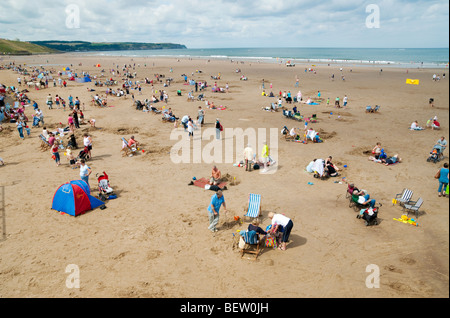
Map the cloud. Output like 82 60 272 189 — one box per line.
0 0 447 48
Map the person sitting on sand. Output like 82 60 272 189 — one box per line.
210 166 222 185
325 156 339 177
289 127 299 140
432 116 441 130
372 142 382 157
306 159 317 173
381 154 402 166
410 121 424 130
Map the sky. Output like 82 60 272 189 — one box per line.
0 0 448 48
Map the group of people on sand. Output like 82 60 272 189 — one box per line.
206 188 294 251
410 116 441 131
368 142 402 166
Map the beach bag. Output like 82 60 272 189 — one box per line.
219 124 223 132
265 236 277 249
435 171 441 179
253 163 260 170
238 236 246 249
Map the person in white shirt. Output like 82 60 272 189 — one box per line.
410 121 424 130
268 212 294 251
243 144 254 171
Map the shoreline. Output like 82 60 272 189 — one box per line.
2 48 447 70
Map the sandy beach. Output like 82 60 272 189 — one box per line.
0 53 448 298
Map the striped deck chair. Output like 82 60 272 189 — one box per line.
240 230 262 260
39 134 51 151
244 194 261 219
394 188 413 206
121 137 136 157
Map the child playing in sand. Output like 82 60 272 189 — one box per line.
0 157 4 166
66 146 76 169
79 110 85 124
89 118 96 128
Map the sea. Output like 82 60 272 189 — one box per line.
79 47 449 69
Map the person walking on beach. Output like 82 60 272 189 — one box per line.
68 113 75 132
436 163 449 197
198 106 205 126
51 142 60 166
207 190 227 233
78 159 92 187
73 110 80 129
83 133 93 159
244 144 254 172
215 118 222 140
261 141 269 172
188 118 194 139
16 120 25 139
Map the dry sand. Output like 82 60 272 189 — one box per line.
0 53 448 298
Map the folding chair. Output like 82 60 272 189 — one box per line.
394 188 413 206
244 194 261 220
121 137 136 157
402 198 423 219
39 134 51 151
240 230 263 261
293 113 303 122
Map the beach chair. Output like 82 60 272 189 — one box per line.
240 230 263 261
39 134 51 151
243 194 262 220
402 198 423 219
293 113 303 122
366 105 380 113
121 137 137 157
394 188 413 206
306 114 318 123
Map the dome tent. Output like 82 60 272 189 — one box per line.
52 180 104 216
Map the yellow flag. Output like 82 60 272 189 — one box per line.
406 79 419 85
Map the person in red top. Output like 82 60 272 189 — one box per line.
128 136 139 148
51 142 60 166
432 117 441 130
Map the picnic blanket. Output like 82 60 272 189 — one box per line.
193 178 227 189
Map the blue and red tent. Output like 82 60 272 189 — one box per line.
52 180 104 216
